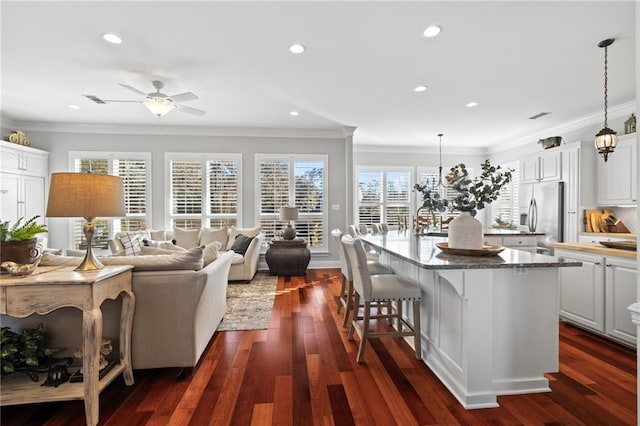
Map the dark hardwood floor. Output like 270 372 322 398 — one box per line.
1 268 636 425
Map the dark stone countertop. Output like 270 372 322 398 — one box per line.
360 232 581 270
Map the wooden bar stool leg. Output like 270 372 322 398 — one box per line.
337 274 346 313
413 300 422 360
347 293 360 341
342 280 354 327
356 301 371 363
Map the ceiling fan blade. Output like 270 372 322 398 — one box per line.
176 104 206 116
170 92 198 102
83 94 142 104
118 83 148 97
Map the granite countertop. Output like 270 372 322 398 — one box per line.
549 242 637 259
421 229 544 237
360 232 581 270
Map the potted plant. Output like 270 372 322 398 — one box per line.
0 215 48 265
1 324 57 380
414 160 513 249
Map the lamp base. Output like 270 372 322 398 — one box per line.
282 225 297 240
75 218 104 271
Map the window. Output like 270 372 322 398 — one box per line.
490 161 520 228
167 154 241 230
257 155 327 250
70 152 151 250
356 168 412 227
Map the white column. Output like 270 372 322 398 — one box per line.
342 126 357 227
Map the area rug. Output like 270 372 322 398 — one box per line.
217 272 278 331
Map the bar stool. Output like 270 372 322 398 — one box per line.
331 229 392 327
341 234 422 363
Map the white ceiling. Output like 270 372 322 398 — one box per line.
0 1 636 149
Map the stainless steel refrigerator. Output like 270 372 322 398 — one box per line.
520 181 565 254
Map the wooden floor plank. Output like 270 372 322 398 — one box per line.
1 268 636 425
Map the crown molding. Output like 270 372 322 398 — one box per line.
353 143 487 156
486 101 636 155
6 121 348 139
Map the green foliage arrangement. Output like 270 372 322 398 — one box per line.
0 216 48 242
1 324 56 376
414 160 513 217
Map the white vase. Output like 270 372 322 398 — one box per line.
448 211 483 249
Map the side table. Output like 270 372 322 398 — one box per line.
265 238 311 275
0 265 136 426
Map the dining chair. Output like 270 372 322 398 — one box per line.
331 229 392 327
347 225 359 237
341 234 422 363
358 224 370 235
379 223 389 232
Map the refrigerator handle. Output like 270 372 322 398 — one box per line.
528 198 537 232
532 199 538 232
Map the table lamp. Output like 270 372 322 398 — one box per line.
46 172 125 271
279 206 299 240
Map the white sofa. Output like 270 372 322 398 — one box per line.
109 226 264 282
4 247 234 370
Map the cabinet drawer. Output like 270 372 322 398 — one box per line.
483 236 502 246
501 236 538 247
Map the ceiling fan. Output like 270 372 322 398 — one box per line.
83 80 206 117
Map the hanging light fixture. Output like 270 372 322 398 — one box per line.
437 133 445 188
144 96 175 117
594 38 617 162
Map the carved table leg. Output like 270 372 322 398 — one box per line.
120 290 136 385
83 308 102 426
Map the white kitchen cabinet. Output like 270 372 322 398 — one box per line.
521 149 562 184
561 141 596 243
597 133 637 206
0 141 49 224
605 257 637 346
556 248 637 347
556 249 605 333
482 235 538 254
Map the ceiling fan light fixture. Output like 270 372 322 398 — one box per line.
144 97 175 117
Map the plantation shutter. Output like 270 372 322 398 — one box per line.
385 171 411 225
358 171 383 225
260 160 290 214
170 160 203 229
491 161 520 227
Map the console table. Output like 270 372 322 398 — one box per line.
265 238 310 275
0 265 136 426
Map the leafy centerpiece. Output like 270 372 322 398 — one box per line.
414 160 513 250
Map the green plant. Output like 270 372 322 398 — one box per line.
0 216 48 242
1 324 56 376
446 161 513 216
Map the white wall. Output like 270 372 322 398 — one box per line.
22 128 350 267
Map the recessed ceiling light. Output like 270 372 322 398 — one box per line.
68 104 80 110
102 33 122 44
466 101 479 108
414 85 427 92
289 44 305 54
290 111 300 116
423 25 442 38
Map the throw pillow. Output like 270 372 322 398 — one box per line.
203 241 222 266
149 229 167 241
107 238 124 255
119 232 142 256
230 234 254 256
226 226 261 250
199 226 229 248
173 228 201 249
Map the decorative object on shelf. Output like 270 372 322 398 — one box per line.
0 216 47 270
538 136 563 150
279 206 299 240
42 357 73 387
0 324 58 380
46 172 125 271
5 130 31 147
493 216 517 230
594 38 617 162
436 242 505 257
624 113 636 134
414 160 513 250
70 339 114 382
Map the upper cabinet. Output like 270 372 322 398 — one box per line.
597 133 637 205
561 141 596 243
521 149 562 184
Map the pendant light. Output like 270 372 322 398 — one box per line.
437 133 445 188
594 38 617 162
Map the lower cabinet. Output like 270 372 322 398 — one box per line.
556 248 636 346
483 235 538 254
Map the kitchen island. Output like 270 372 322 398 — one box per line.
360 232 581 409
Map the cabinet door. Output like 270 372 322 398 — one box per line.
0 146 23 174
562 147 579 242
539 150 562 182
23 175 46 222
0 172 21 222
521 157 539 183
556 249 605 332
605 257 637 345
597 136 637 205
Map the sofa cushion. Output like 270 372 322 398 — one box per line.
120 232 142 256
199 226 228 248
229 252 245 265
230 234 253 256
40 246 205 271
226 226 261 250
173 228 201 249
140 246 182 255
203 241 222 266
149 229 167 241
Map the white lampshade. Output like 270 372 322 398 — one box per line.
279 207 299 222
